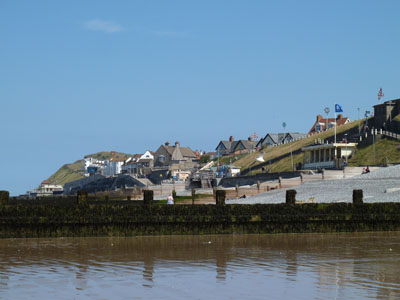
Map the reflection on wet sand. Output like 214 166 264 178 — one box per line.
1 232 400 299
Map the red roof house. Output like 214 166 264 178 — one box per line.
309 114 350 134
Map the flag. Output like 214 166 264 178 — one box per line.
335 104 343 113
378 88 384 101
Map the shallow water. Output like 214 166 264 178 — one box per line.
1 232 400 299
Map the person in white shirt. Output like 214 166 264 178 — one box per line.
167 194 174 205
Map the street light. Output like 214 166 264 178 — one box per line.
282 122 286 144
365 110 371 133
283 121 294 171
324 107 330 131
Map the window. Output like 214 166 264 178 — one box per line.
159 155 165 162
315 124 321 132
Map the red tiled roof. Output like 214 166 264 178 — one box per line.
309 115 350 134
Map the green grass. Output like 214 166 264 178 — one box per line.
212 153 247 166
84 151 131 161
47 160 85 186
248 152 304 175
47 151 133 186
348 138 400 166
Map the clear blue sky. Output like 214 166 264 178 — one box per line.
2 0 400 195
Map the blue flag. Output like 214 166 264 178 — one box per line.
335 104 343 113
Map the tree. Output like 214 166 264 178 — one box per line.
199 155 211 164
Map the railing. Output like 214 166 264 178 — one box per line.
381 130 400 140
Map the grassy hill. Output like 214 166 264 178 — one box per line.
47 160 85 186
348 139 400 166
47 151 132 186
229 119 370 174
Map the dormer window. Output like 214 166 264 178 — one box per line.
159 155 165 162
315 124 322 132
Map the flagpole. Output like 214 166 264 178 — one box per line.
334 104 337 144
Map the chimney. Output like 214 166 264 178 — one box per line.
316 114 323 122
337 114 343 120
165 141 170 146
248 137 252 141
175 141 180 147
229 136 234 142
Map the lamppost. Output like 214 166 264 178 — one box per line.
365 110 371 133
358 107 360 135
283 121 294 171
372 128 376 165
282 122 286 144
324 107 330 131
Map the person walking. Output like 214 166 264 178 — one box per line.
167 194 174 205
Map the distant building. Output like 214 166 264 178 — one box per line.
215 136 257 156
302 142 357 170
121 151 154 176
308 114 350 135
84 157 104 176
154 141 198 170
256 132 307 148
28 180 63 198
373 98 400 130
103 151 127 177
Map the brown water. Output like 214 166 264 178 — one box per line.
1 232 400 300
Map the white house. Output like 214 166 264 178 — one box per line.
103 159 125 177
28 180 63 198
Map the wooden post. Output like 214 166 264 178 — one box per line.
77 190 88 205
216 190 226 205
257 180 261 192
353 189 363 204
0 191 9 205
286 189 296 205
235 184 239 198
191 188 196 205
278 177 282 189
143 190 154 205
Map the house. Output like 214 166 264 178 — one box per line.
28 180 63 198
215 136 257 156
283 132 308 143
256 132 307 148
84 157 105 176
308 114 350 134
154 141 198 170
103 151 127 177
373 98 400 130
121 151 155 177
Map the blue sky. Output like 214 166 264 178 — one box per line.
1 0 400 195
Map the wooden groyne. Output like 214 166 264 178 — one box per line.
1 189 400 238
